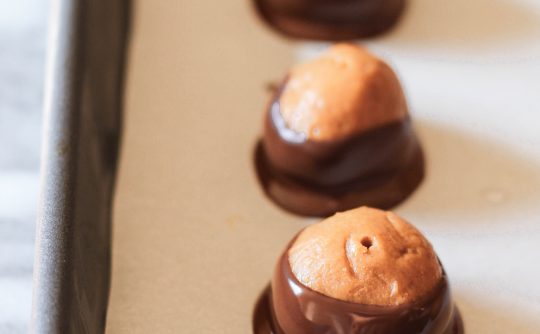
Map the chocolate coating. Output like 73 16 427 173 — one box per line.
253 0 406 40
254 83 424 217
253 249 464 334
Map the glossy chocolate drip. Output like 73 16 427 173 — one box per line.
254 84 425 217
253 251 464 334
253 0 406 40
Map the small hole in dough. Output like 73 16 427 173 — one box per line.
361 237 372 250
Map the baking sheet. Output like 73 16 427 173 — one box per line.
32 0 129 332
106 0 540 333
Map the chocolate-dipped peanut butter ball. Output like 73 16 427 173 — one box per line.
253 207 463 334
255 44 424 217
253 0 405 40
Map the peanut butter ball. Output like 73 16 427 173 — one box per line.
280 44 407 141
289 206 442 305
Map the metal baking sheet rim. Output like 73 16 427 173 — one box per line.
31 0 131 333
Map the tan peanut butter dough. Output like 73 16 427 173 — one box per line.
279 43 407 141
288 207 442 306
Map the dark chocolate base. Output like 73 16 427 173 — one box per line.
253 0 406 40
253 287 464 334
253 252 464 334
255 141 424 217
254 80 425 217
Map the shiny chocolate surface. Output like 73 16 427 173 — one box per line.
253 251 464 334
253 0 406 40
254 85 424 217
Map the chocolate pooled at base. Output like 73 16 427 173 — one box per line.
253 253 463 334
253 0 406 40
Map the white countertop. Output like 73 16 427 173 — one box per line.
0 0 49 332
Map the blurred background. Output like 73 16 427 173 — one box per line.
0 0 50 332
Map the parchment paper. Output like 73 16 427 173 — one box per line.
106 0 540 333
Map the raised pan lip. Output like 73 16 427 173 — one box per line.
30 0 131 333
